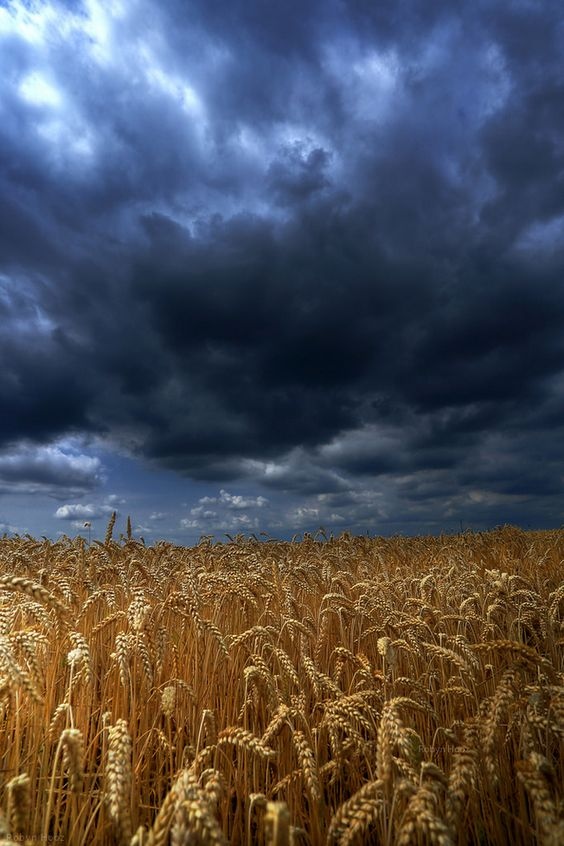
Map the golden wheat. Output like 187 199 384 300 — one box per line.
0 527 560 843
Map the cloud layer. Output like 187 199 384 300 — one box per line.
0 444 102 496
1 0 563 533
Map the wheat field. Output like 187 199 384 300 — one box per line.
0 522 562 844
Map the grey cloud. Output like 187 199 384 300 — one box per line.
242 451 349 495
0 444 102 496
267 144 332 206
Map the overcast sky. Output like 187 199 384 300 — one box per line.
1 0 563 542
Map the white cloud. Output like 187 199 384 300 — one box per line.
0 1 60 45
184 513 259 532
19 72 62 107
218 489 268 509
218 514 259 531
55 503 113 520
194 489 268 510
190 506 218 519
286 506 320 528
180 517 203 529
180 489 269 535
83 0 127 66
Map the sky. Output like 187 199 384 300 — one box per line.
1 0 563 543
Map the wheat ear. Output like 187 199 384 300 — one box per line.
106 718 133 845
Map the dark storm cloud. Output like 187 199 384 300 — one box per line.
267 144 332 206
0 305 91 445
1 0 563 530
